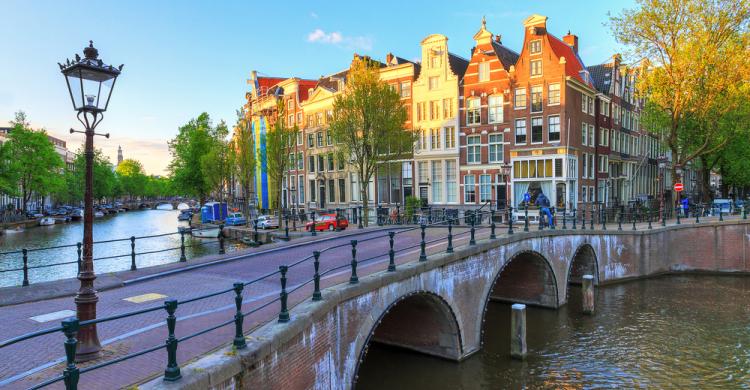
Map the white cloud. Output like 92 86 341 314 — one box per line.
306 28 373 51
310 12 318 19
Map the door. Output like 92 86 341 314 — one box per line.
319 181 326 209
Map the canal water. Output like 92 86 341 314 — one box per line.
0 209 244 287
357 275 750 389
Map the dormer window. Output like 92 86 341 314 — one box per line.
529 40 542 54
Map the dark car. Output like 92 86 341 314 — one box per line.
305 214 349 232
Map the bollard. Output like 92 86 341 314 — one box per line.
581 208 587 230
582 275 595 315
358 206 363 229
284 213 289 240
163 299 181 381
446 219 454 253
743 204 747 220
601 209 606 231
632 212 637 231
524 204 529 232
232 282 246 349
292 211 297 231
507 207 514 235
61 318 80 390
21 249 29 287
129 236 137 270
278 266 290 322
696 208 700 224
350 240 359 283
538 209 544 231
419 224 427 261
647 211 653 230
590 206 594 230
510 303 527 360
661 207 666 227
572 208 577 230
562 209 567 230
310 213 317 236
312 251 322 300
490 209 496 239
252 219 261 245
387 232 396 271
396 205 402 225
618 212 623 231
179 230 187 262
470 214 477 245
719 209 724 222
218 224 225 254
76 242 82 273
676 207 681 225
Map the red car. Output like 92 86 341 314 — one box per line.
305 214 349 232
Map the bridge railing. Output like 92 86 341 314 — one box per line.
0 225 228 288
1 206 746 389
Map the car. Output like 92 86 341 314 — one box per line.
255 215 279 229
711 199 732 216
305 214 349 232
224 212 247 226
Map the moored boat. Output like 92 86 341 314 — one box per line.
71 209 83 221
191 225 220 238
38 217 56 226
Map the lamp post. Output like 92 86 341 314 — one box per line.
290 185 297 230
675 164 683 219
501 163 512 219
657 156 667 223
60 41 122 361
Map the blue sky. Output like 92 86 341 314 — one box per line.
0 0 634 174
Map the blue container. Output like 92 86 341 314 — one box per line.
201 202 228 223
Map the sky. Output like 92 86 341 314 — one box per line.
0 0 635 175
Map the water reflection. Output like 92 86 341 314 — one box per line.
357 276 750 389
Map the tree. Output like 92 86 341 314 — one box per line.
609 0 750 187
65 148 118 204
116 159 148 200
6 111 64 211
168 113 222 205
232 107 256 221
328 56 413 226
200 120 234 219
0 141 15 196
266 101 297 212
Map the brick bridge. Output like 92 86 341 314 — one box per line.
142 220 750 390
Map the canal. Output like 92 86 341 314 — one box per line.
357 275 750 388
0 209 244 287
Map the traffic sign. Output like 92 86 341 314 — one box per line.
674 183 684 192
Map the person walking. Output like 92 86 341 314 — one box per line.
535 191 553 228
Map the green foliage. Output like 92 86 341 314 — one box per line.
266 101 297 211
5 112 64 210
232 107 256 220
200 120 234 217
168 113 223 204
64 148 118 203
0 141 15 195
329 57 413 225
116 159 148 200
404 196 422 219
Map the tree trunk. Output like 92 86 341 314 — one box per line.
699 156 712 203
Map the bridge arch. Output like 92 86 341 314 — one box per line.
567 243 599 287
353 290 464 388
484 250 559 310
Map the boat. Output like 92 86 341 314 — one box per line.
4 225 24 234
71 209 83 221
177 210 193 221
191 225 220 238
38 217 56 226
94 211 105 218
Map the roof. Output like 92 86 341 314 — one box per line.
448 53 469 78
297 80 318 102
491 41 520 70
546 34 593 87
586 63 613 94
315 69 349 92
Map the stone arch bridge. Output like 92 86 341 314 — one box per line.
143 221 750 390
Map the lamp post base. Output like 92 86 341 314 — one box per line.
74 289 101 362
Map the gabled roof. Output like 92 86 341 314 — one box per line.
448 52 469 78
315 69 349 93
546 34 593 87
491 41 520 71
297 80 318 102
586 63 613 94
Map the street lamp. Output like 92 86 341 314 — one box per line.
60 41 122 361
657 156 667 222
290 184 297 230
501 164 512 210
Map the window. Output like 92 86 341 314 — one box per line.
316 132 323 147
442 98 453 118
297 112 303 125
418 129 426 150
400 81 411 98
467 135 481 164
326 131 332 146
327 153 334 171
581 186 587 202
588 124 594 147
296 131 303 145
430 100 439 120
338 178 346 202
530 59 542 77
328 179 336 203
531 117 543 143
514 88 526 109
479 174 491 202
299 176 305 203
512 158 558 179
599 155 609 173
430 128 441 150
307 134 314 148
589 154 594 178
529 40 542 54
464 175 476 203
466 97 480 125
297 153 304 170
429 76 439 90
289 153 295 167
548 83 560 105
582 153 588 178
582 123 588 147
306 114 313 126
431 161 443 202
287 99 295 111
416 102 425 121
488 95 503 123
601 101 609 116
489 134 503 162
418 161 428 184
310 179 316 201
548 115 560 142
308 156 315 172
445 161 457 203
317 155 324 172
582 95 588 113
478 62 490 82
444 126 455 148
515 119 527 144
430 55 440 68
588 96 594 115
316 112 323 126
337 156 345 170
288 114 294 126
531 85 542 112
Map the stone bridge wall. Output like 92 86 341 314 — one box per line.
141 221 750 390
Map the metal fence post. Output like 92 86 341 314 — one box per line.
572 208 577 230
524 204 529 232
581 208 587 230
618 212 623 231
284 213 289 240
661 206 667 227
696 207 700 224
590 206 594 230
648 210 653 230
163 299 181 381
719 209 724 222
310 213 317 236
490 209 496 239
419 224 427 261
278 266 290 322
130 236 137 271
218 224 225 254
508 207 514 235
179 230 186 262
349 240 359 283
232 282 246 349
20 248 30 287
470 214 477 245
562 209 567 230
61 318 80 390
447 219 454 253
312 251 322 300
388 232 397 271
76 242 82 273
676 206 681 225
743 204 747 220
601 207 607 231
632 212 637 231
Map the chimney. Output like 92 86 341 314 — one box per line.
494 34 502 44
563 31 578 54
